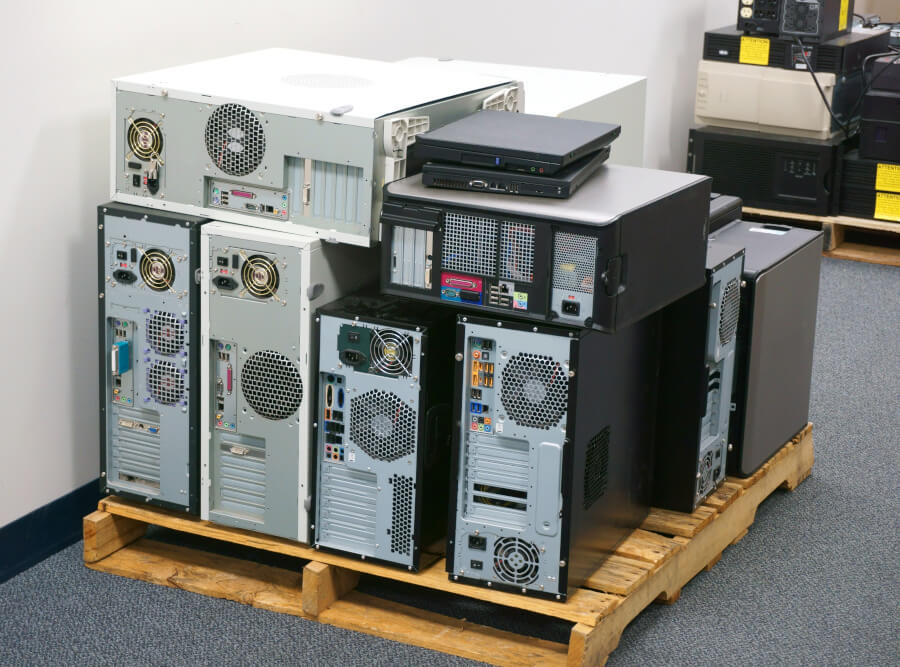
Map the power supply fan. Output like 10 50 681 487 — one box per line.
369 329 413 376
500 353 569 430
127 117 163 161
147 360 185 405
146 311 185 356
205 103 266 177
718 278 740 346
697 451 715 497
139 249 175 292
241 350 303 420
241 255 280 299
492 537 540 585
349 390 416 461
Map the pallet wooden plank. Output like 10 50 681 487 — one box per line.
702 483 742 513
825 242 900 268
641 505 716 538
612 529 683 566
83 510 146 563
583 555 653 596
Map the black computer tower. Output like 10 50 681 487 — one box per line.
688 126 849 215
446 313 661 601
312 295 455 571
737 0 855 43
839 149 900 220
711 221 823 477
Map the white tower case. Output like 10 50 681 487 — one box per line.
111 50 522 247
200 222 377 542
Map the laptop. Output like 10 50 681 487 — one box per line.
413 110 621 175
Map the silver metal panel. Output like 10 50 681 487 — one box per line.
552 231 597 325
390 226 433 289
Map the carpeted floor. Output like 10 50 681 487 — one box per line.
1 257 897 666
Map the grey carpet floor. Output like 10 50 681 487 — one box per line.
1 257 898 666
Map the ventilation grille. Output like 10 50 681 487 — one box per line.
389 474 414 556
718 278 740 346
127 117 163 162
318 466 377 550
216 444 266 520
500 222 535 283
146 311 184 356
815 46 840 74
370 329 413 377
695 139 777 199
147 360 184 405
140 249 175 291
442 212 498 276
553 232 596 295
428 177 468 190
349 390 416 461
583 427 610 510
241 350 303 420
493 537 540 586
311 160 365 225
500 353 568 430
703 34 739 62
113 430 161 490
205 103 266 177
482 86 520 112
697 450 715 499
464 439 529 529
241 254 280 299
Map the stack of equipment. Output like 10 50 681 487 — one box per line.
860 55 900 161
839 150 900 221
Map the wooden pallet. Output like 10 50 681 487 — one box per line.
84 424 814 666
742 207 900 267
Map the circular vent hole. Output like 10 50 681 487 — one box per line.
147 360 184 405
205 103 266 177
241 350 303 420
718 278 740 346
500 353 568 430
492 537 540 585
350 390 416 461
146 311 185 356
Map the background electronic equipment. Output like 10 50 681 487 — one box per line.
737 0 855 43
710 193 745 230
703 25 890 73
711 221 823 477
200 222 377 543
688 126 849 215
838 149 900 220
381 167 711 333
859 57 900 160
98 202 208 513
654 241 744 512
695 59 862 139
421 146 610 199
447 314 661 600
111 49 522 247
312 295 455 570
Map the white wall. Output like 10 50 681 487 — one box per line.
0 0 736 528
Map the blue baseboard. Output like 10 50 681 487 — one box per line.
0 479 102 584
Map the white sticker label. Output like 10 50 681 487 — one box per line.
347 451 356 463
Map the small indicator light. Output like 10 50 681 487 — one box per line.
495 157 500 165
530 167 536 173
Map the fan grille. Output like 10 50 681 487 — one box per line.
349 390 416 462
492 537 540 586
146 311 184 356
241 255 280 299
389 474 414 556
241 350 303 420
140 249 175 291
205 103 266 177
697 451 715 498
718 278 740 346
128 117 163 161
147 360 184 405
370 329 413 377
500 353 568 430
442 212 497 276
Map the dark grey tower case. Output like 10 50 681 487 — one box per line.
312 295 456 570
381 167 711 333
98 202 208 513
447 314 661 601
712 221 823 477
654 241 744 512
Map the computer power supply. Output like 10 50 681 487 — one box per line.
200 222 377 542
111 49 522 247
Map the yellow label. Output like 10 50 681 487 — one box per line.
874 192 900 222
875 164 900 194
839 0 849 31
739 36 770 66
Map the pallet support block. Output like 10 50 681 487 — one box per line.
83 510 146 563
302 561 360 617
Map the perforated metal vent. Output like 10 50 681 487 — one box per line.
241 254 280 299
127 117 163 162
241 350 303 420
147 360 184 405
442 212 497 276
718 278 740 346
140 249 175 291
205 103 266 177
500 353 568 430
697 451 715 498
553 232 597 294
500 222 535 283
389 474 414 555
493 537 540 585
146 311 185 356
370 329 413 377
583 427 610 510
349 390 416 461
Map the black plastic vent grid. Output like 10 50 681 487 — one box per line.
697 450 715 498
370 329 414 377
552 232 596 294
492 537 540 586
389 474 414 555
694 139 776 200
583 427 610 510
147 360 184 405
499 222 535 283
140 249 175 292
500 353 568 430
718 278 741 346
442 212 498 276
146 311 185 356
704 34 738 62
241 350 303 420
349 390 416 461
428 177 468 190
205 103 266 177
127 117 163 161
241 254 280 299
